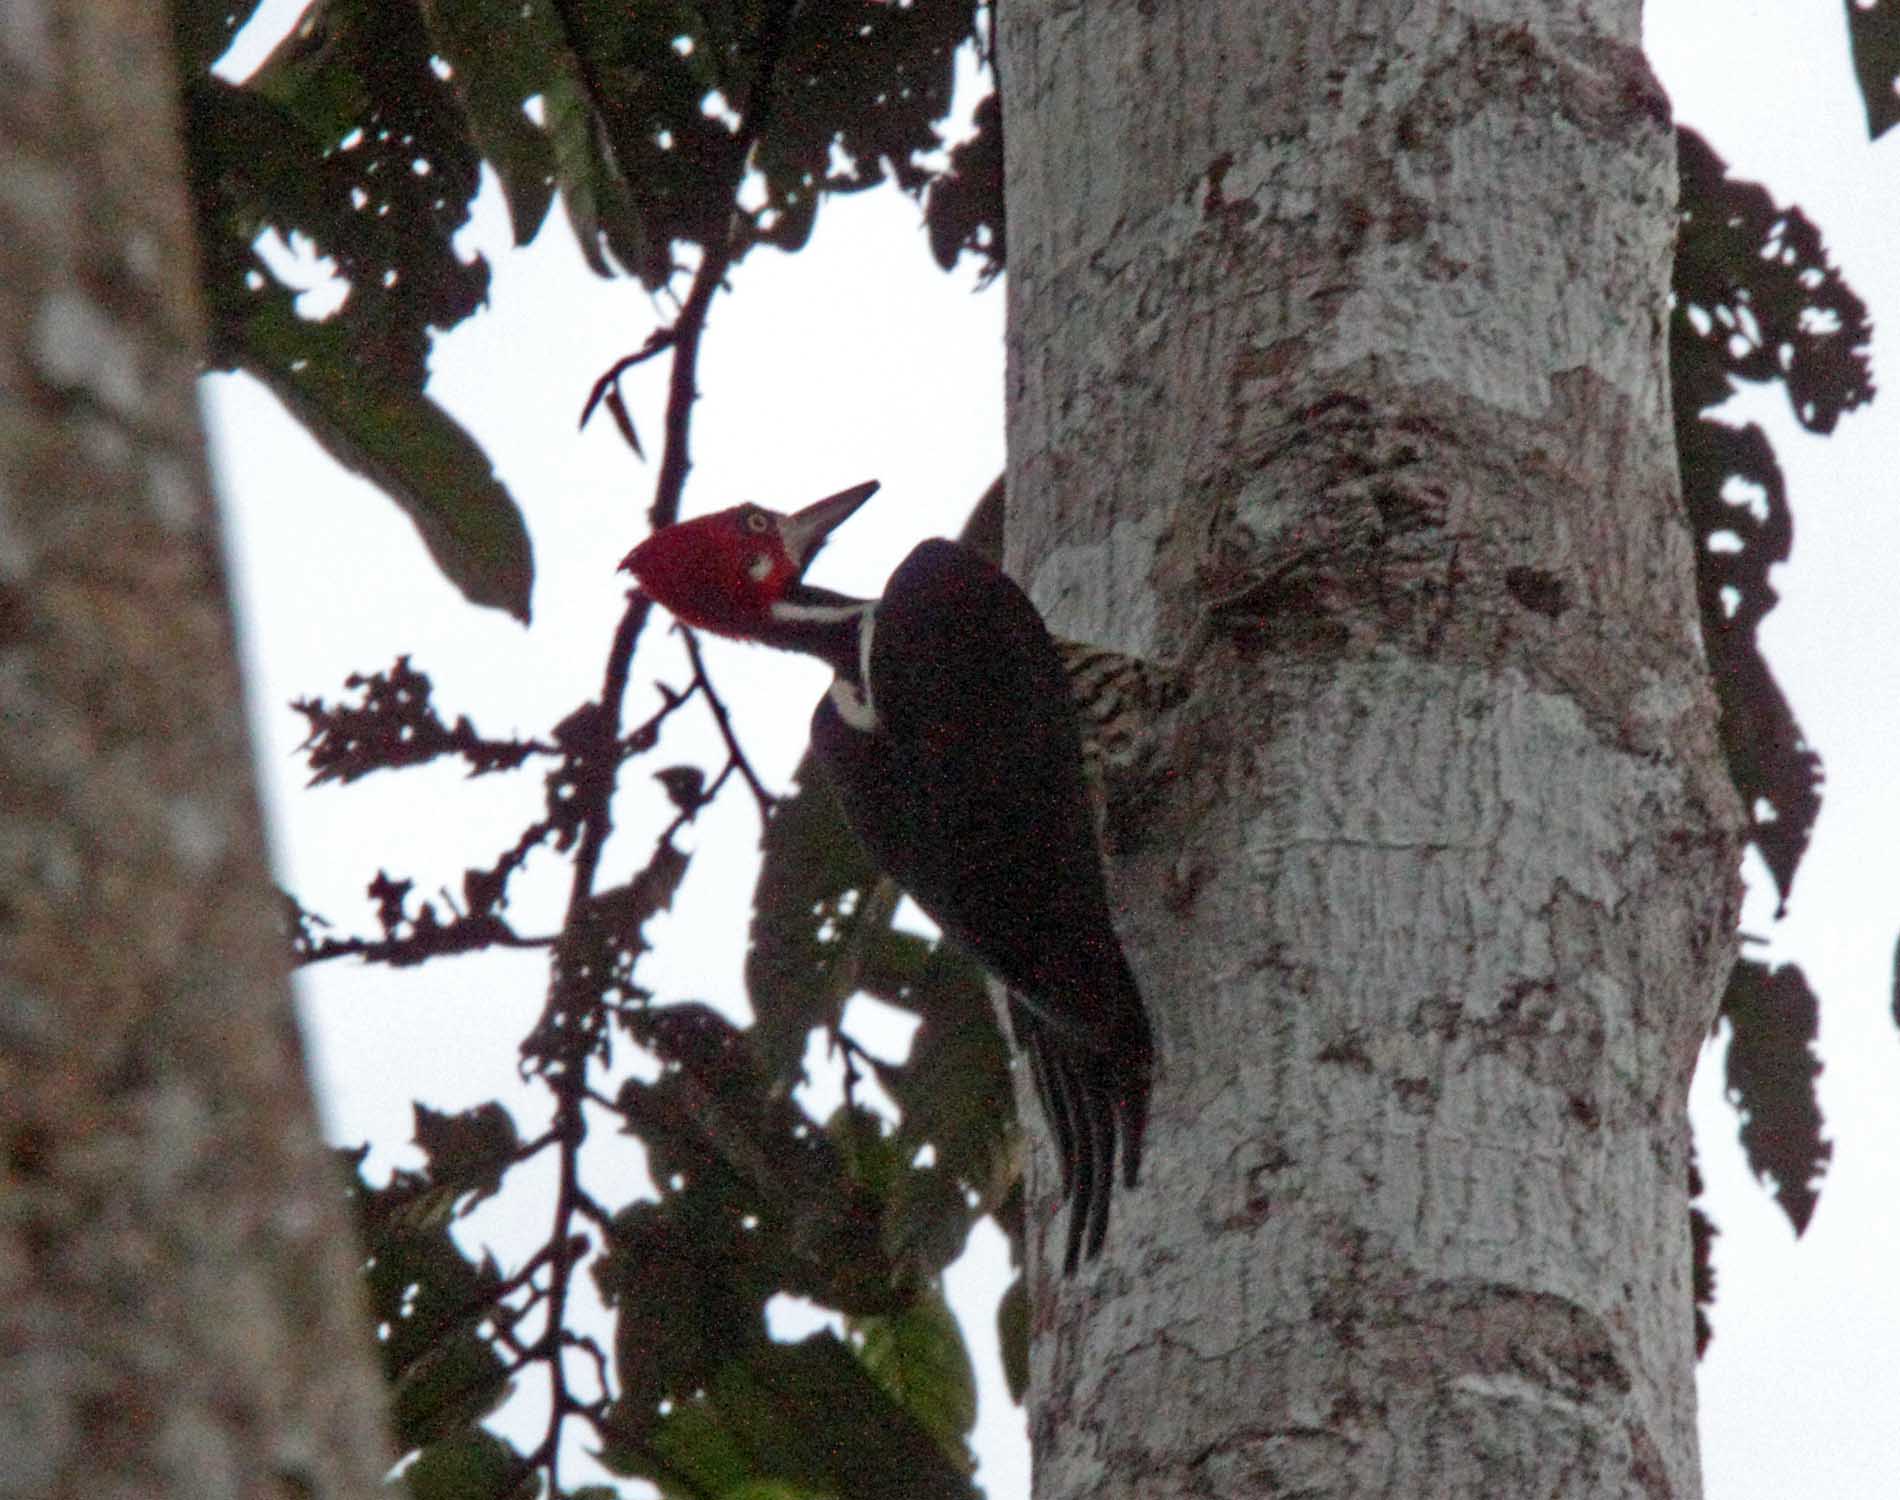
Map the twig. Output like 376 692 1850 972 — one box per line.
679 626 778 817
566 1330 614 1404
578 328 676 431
509 2 808 1489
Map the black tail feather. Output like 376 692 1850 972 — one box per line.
1064 1062 1101 1275
1077 1071 1112 1268
1009 995 1151 1275
1015 997 1078 1199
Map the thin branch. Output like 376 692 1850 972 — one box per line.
531 1095 588 1494
679 626 777 818
565 1330 614 1405
579 327 676 430
570 1187 616 1232
620 677 694 760
294 913 539 969
503 5 808 1490
645 0 805 532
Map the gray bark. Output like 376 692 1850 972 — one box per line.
1000 3 1740 1496
0 3 391 1495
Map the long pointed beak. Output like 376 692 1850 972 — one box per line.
777 479 880 575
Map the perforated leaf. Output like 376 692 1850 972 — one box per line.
1672 130 1873 911
1720 958 1831 1234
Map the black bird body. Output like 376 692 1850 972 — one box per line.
811 542 1153 1268
623 487 1153 1271
812 543 1112 1002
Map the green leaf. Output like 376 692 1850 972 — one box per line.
618 1391 841 1500
881 1163 973 1274
709 1335 977 1500
598 1197 764 1423
405 1430 532 1500
852 1290 978 1463
822 1103 911 1212
342 1145 513 1448
746 754 887 1085
646 1397 753 1497
747 749 1012 1261
240 300 534 621
393 1335 514 1452
875 960 1015 1204
245 1 491 341
536 19 708 286
607 1010 902 1323
543 72 636 280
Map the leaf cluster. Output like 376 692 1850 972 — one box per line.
1670 129 1871 1259
182 2 1026 1483
170 0 983 620
591 1002 984 1498
286 609 1007 1499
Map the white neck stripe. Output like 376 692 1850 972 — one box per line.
829 676 879 732
857 606 877 704
767 598 871 625
826 607 879 732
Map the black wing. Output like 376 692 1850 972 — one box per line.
810 540 1152 1272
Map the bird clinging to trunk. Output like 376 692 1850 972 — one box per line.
623 481 1154 1273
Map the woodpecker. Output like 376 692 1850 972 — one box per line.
622 481 1154 1273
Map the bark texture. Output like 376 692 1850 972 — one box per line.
1000 2 1740 1496
0 4 390 1495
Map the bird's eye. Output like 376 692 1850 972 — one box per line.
744 510 772 534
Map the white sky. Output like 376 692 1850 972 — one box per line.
206 4 1900 1497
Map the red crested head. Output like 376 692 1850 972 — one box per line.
619 480 879 638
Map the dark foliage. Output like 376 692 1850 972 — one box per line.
1845 0 1900 140
175 2 535 620
171 0 980 618
294 657 554 785
1721 958 1831 1234
746 757 889 1082
1672 130 1870 1246
225 4 1005 1487
744 754 1021 1279
1674 129 1871 915
293 629 989 1493
591 1004 978 1498
343 1138 518 1459
924 90 1005 282
1689 1150 1717 1357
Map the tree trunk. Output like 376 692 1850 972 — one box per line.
1000 3 1741 1496
0 4 390 1494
